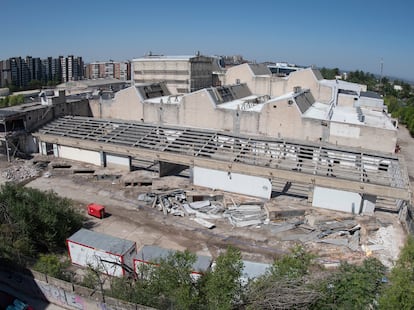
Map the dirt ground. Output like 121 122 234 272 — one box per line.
0 125 413 266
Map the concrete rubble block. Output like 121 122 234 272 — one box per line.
193 218 215 229
348 230 360 251
269 208 307 220
317 238 349 246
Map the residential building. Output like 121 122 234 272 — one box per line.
132 54 213 94
85 60 130 81
0 55 84 88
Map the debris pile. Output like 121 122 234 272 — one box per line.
224 204 267 227
1 161 44 183
363 225 403 268
138 190 268 228
270 216 362 252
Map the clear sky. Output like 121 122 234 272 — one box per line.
2 0 414 81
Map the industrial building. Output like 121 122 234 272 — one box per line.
90 65 396 154
132 54 214 94
0 59 409 214
33 115 409 214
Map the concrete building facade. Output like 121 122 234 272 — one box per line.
132 54 213 94
90 65 396 154
85 61 130 81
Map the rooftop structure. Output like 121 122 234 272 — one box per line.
68 228 135 256
132 54 214 94
34 115 410 204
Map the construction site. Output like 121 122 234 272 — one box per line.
0 62 413 274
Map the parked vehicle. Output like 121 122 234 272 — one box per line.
0 290 33 310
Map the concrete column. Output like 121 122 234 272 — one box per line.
53 144 59 157
39 141 47 155
307 185 314 206
361 194 376 215
100 151 106 168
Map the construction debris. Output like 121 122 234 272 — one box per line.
137 191 268 228
1 160 45 183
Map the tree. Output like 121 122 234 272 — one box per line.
315 257 386 310
0 183 84 261
200 246 244 310
246 245 322 309
379 236 414 309
143 250 199 309
33 253 71 280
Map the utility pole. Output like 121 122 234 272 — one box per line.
380 58 384 94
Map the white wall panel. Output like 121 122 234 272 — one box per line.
58 145 101 166
312 186 361 213
193 167 272 199
68 241 124 277
106 154 130 170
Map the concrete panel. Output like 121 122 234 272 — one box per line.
106 153 131 170
312 186 362 213
330 123 360 138
362 194 376 215
193 166 272 199
58 145 101 166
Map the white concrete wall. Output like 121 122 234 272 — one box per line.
312 186 362 213
67 241 125 277
58 145 101 166
193 166 272 199
106 153 130 170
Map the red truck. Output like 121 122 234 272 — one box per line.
87 203 105 219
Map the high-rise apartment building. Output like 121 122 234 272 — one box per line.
0 55 84 88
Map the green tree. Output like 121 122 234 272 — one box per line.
6 94 25 106
144 250 199 309
320 67 340 80
0 183 84 261
379 236 414 310
315 257 386 310
200 246 244 310
34 253 71 280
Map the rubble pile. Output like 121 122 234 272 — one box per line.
138 190 268 228
1 161 44 183
224 204 267 227
270 216 362 252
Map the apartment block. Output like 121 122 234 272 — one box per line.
85 61 130 81
0 55 84 88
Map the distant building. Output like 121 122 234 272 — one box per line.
85 60 130 81
132 53 214 94
0 55 84 88
267 62 303 77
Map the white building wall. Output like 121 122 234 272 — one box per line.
67 241 125 277
58 145 101 166
106 153 130 170
312 186 362 213
193 166 272 199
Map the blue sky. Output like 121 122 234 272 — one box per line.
2 0 414 81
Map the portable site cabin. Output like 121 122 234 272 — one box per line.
87 203 105 219
134 245 212 279
67 228 136 277
240 260 271 285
